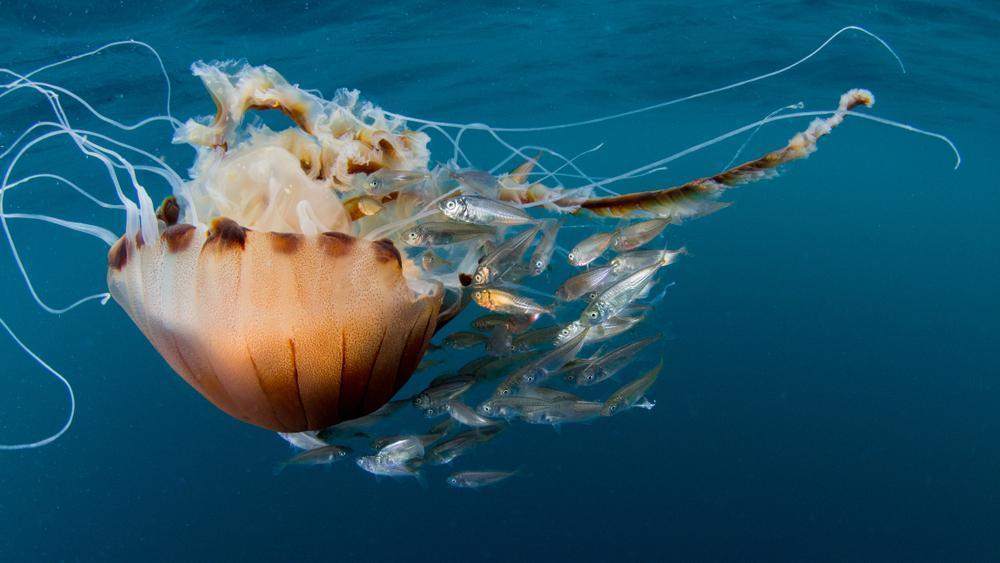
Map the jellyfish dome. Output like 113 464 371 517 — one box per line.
108 62 445 431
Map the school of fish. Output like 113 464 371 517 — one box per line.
273 89 876 487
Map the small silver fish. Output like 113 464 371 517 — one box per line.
278 431 328 451
274 444 352 474
520 400 604 425
610 218 670 251
375 436 425 467
609 247 686 276
581 263 662 326
451 170 500 194
412 375 475 410
494 329 588 395
363 169 430 197
555 265 615 302
370 431 444 452
471 313 540 334
516 386 582 402
422 251 454 272
485 325 513 357
447 470 518 488
440 195 536 226
576 334 660 386
403 222 496 247
426 426 503 465
444 331 488 350
527 219 561 276
446 399 499 428
568 231 613 266
476 396 553 419
472 225 541 286
316 399 409 441
512 325 564 352
356 456 423 479
464 350 545 383
602 358 663 416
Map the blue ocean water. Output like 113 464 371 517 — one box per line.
1 1 998 560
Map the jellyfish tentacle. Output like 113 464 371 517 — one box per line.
382 26 903 134
0 316 76 450
1 39 178 129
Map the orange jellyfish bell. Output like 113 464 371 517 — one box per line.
106 62 445 431
107 222 441 431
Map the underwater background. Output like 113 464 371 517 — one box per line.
1 1 998 561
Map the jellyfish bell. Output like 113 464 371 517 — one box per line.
106 62 446 431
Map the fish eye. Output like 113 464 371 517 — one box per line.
586 374 594 381
588 311 599 319
568 253 575 260
445 200 457 210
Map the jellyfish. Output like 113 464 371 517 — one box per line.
0 28 959 450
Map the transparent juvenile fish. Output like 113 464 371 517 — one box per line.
609 247 686 276
476 396 553 419
496 328 588 393
560 359 593 384
581 263 662 326
316 398 409 441
278 431 328 451
446 399 499 428
403 222 496 247
464 350 545 383
472 225 541 286
440 195 537 226
588 315 644 344
363 169 430 197
610 218 670 251
568 231 613 266
451 170 500 195
520 400 604 425
274 444 352 474
428 417 457 437
471 313 539 334
426 426 503 465
412 375 475 411
370 430 446 452
527 219 561 276
515 386 582 402
555 265 614 302
602 359 663 416
472 288 551 317
447 470 518 488
576 334 660 386
421 251 454 272
554 313 643 347
512 325 563 352
485 325 513 357
444 331 488 350
457 355 498 376
375 436 425 467
356 456 423 479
